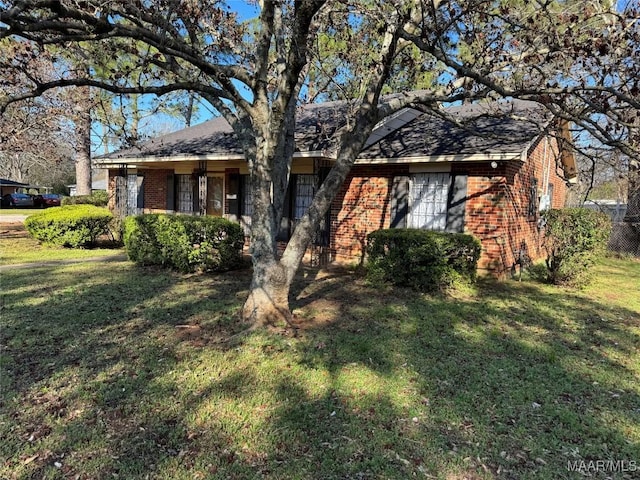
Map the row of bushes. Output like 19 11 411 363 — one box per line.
364 208 611 291
123 214 244 272
23 207 244 274
23 203 608 288
24 205 113 248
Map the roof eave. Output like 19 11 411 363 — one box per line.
94 150 336 169
355 152 522 165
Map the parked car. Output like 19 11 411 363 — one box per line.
1 192 35 207
34 193 62 208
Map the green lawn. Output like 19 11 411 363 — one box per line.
0 224 124 265
1 253 639 479
0 208 44 216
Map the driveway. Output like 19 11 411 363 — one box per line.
0 214 29 224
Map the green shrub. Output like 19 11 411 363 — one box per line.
542 208 611 286
366 229 482 292
123 215 164 265
123 214 245 272
24 205 113 248
62 190 109 207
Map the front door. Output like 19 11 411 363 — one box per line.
206 175 224 216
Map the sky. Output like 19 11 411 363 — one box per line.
92 1 261 153
229 0 259 21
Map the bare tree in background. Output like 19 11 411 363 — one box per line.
0 39 75 189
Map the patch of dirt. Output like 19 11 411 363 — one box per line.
175 324 206 346
0 223 29 238
291 298 343 330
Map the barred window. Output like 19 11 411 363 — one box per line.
527 177 538 217
294 174 315 220
410 173 450 231
176 174 194 213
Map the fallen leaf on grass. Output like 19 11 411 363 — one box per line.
23 454 38 465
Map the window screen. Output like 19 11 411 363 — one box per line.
126 174 138 216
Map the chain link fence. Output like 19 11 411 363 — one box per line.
581 201 640 257
608 222 640 257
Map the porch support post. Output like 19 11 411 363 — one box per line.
197 161 207 216
114 164 128 219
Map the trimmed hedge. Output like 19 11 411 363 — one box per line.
123 214 245 272
366 229 482 292
24 205 113 248
61 191 109 207
542 208 611 286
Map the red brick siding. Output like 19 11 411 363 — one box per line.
330 137 569 275
453 135 568 276
331 165 409 262
453 163 508 272
142 169 172 211
108 168 172 213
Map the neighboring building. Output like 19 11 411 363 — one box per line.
95 99 577 276
67 170 108 196
0 179 49 196
583 200 627 222
68 178 108 196
0 178 30 196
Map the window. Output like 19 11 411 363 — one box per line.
527 177 538 217
409 173 450 230
294 174 315 220
176 174 194 213
235 173 319 240
126 174 144 215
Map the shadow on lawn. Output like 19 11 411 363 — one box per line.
1 262 252 478
1 261 639 479
261 266 640 478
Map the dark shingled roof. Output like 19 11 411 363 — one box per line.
360 99 548 159
100 98 548 161
0 178 29 187
103 116 242 159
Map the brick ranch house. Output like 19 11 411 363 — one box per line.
96 98 577 276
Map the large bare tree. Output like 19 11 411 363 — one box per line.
1 0 638 326
0 39 75 189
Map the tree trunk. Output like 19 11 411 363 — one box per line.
242 260 294 326
240 121 294 326
239 98 381 327
74 85 92 196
